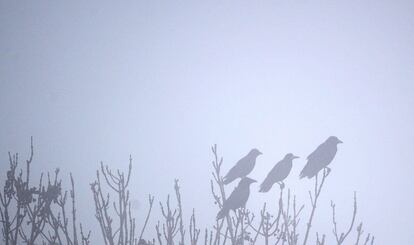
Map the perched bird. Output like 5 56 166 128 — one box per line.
259 153 299 192
300 136 343 179
223 149 262 185
216 177 257 220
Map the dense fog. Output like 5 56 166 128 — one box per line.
1 1 414 244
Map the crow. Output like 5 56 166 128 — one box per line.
259 153 299 192
223 149 262 185
216 177 257 220
300 136 343 179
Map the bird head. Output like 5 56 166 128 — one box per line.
249 148 262 157
240 177 257 186
285 153 299 161
327 136 343 145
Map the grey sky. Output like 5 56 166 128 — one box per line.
1 1 414 244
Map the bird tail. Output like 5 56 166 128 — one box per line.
300 165 311 179
222 177 232 185
300 165 315 179
299 170 306 179
216 207 229 220
259 181 272 193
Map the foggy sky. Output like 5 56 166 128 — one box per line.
1 1 414 244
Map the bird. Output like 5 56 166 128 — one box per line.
216 177 257 220
300 136 343 179
259 153 299 192
223 149 262 185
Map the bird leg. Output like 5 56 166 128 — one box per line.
278 182 285 189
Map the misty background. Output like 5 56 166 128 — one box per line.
1 1 413 244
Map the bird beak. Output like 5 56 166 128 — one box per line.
338 140 343 144
251 179 257 183
293 155 300 159
258 151 263 155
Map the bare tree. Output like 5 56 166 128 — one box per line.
330 193 375 245
207 145 374 245
0 138 35 245
301 168 330 245
90 156 154 245
0 138 90 245
209 144 237 245
155 179 188 245
189 209 201 245
42 172 91 245
1 141 375 245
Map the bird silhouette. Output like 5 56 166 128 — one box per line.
223 149 262 185
216 177 257 220
259 153 299 192
300 136 343 179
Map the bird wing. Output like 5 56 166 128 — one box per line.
223 155 254 184
307 142 326 160
224 185 250 210
268 160 292 182
260 160 292 192
301 143 337 178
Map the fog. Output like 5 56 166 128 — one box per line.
1 1 414 244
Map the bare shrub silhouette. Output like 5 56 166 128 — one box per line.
0 138 90 245
90 157 155 245
1 140 375 245
152 145 374 245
